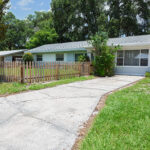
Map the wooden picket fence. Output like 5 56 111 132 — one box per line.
0 62 91 83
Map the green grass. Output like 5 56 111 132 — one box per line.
80 78 150 150
0 76 94 95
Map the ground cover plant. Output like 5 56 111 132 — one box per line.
80 77 150 150
0 76 94 95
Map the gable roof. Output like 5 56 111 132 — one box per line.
27 34 150 54
27 41 89 54
0 50 27 57
108 34 150 46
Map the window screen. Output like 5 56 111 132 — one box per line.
117 50 149 67
140 50 148 66
124 50 140 66
117 51 124 66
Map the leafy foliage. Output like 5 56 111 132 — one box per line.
78 55 90 62
23 53 34 62
145 72 150 77
51 0 106 42
25 11 58 49
26 29 58 49
0 0 150 50
0 12 29 50
107 0 150 37
0 0 9 41
90 32 119 77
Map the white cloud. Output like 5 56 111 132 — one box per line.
18 0 34 7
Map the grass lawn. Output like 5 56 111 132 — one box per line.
0 76 94 95
80 78 150 150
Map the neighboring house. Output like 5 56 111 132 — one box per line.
0 50 27 62
27 34 150 76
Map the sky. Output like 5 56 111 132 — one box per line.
9 0 52 20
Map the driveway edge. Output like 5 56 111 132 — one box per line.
71 78 144 150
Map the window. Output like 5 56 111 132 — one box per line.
124 50 140 66
140 50 148 66
37 55 42 61
117 50 149 67
117 51 124 66
75 53 84 62
56 54 64 61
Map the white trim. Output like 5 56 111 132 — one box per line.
116 66 148 68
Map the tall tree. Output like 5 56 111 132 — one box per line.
107 0 150 37
136 0 150 34
26 11 58 49
0 12 28 50
0 0 9 41
51 0 106 42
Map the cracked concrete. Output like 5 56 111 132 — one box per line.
0 76 143 150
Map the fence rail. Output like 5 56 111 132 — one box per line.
0 62 91 83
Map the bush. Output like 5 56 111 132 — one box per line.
145 72 150 77
23 53 34 62
78 55 90 62
93 53 115 77
90 32 120 77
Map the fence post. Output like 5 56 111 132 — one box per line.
88 63 91 75
21 63 25 84
56 64 60 80
78 63 82 77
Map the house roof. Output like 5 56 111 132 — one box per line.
27 34 150 54
108 34 150 46
0 49 27 57
27 41 89 54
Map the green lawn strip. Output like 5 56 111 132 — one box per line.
0 76 95 95
80 78 150 150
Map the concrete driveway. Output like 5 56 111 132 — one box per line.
0 76 143 150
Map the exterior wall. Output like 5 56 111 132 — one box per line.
33 55 37 61
32 51 90 63
65 53 75 62
115 66 150 76
115 48 150 76
34 53 79 62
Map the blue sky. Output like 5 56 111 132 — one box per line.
9 0 52 20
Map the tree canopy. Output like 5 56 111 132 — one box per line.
0 0 9 41
51 0 106 42
107 0 150 37
0 0 149 51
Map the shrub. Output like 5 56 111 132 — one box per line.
145 72 150 77
78 55 90 62
90 32 120 77
23 53 34 62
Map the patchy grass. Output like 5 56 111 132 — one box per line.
0 76 95 96
80 78 150 150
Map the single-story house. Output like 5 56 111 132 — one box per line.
27 34 150 76
0 49 27 62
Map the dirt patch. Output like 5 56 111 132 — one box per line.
71 79 143 150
